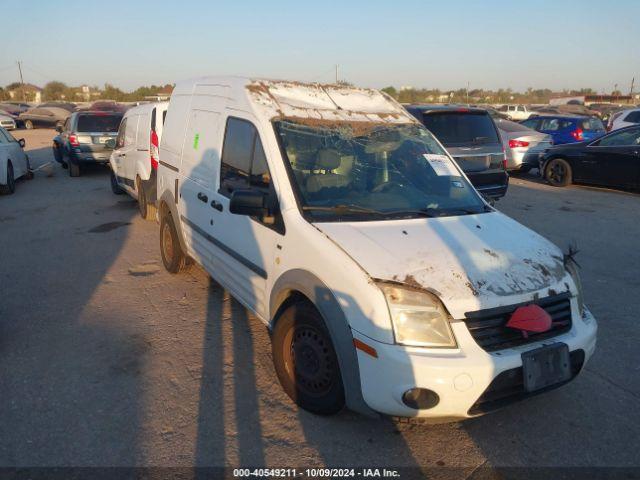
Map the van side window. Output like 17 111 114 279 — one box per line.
116 118 127 148
250 136 271 190
220 117 271 197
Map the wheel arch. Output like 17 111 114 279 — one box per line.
270 269 378 417
158 189 188 252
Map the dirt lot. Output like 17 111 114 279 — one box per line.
1 129 639 476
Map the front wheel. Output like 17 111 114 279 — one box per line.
0 162 15 195
24 120 34 130
272 301 345 415
545 158 572 187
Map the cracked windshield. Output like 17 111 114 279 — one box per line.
274 121 488 220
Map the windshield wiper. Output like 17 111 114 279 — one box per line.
302 204 387 216
388 205 491 218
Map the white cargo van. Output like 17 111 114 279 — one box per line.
156 77 597 420
109 102 168 219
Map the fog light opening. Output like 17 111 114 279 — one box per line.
402 388 439 410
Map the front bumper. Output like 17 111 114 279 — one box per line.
467 170 509 199
354 304 597 421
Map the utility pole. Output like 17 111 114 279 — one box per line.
17 60 26 102
630 77 635 97
335 64 339 84
466 81 470 105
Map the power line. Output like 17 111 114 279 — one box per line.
21 63 54 82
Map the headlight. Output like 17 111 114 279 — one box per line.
565 259 584 316
378 283 456 348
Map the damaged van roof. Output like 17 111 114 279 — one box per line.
171 76 417 125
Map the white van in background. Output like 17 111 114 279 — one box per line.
156 77 597 420
109 102 168 220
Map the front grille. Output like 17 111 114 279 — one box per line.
468 349 584 415
463 293 572 352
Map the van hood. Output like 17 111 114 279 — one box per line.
316 212 571 318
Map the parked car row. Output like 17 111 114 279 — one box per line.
92 77 597 422
0 100 130 131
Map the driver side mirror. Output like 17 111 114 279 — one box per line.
18 138 25 148
55 125 63 133
229 188 268 217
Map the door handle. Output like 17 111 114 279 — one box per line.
119 153 126 157
210 200 223 212
197 192 208 203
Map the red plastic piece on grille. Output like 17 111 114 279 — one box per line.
506 304 552 338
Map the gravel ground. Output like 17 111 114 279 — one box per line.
1 129 639 477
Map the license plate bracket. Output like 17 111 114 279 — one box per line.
522 343 571 392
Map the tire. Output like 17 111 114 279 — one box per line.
69 160 80 177
137 176 157 221
110 170 124 195
55 121 63 130
0 162 16 195
160 211 190 274
272 301 345 415
24 120 34 130
545 157 572 187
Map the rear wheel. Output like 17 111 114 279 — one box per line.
69 161 80 177
160 211 190 274
545 158 572 187
0 162 15 195
110 170 124 195
137 176 157 221
272 301 345 415
24 120 34 130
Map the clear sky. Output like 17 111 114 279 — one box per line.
1 0 638 93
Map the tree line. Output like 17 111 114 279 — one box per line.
0 81 173 102
380 86 623 105
0 80 625 105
